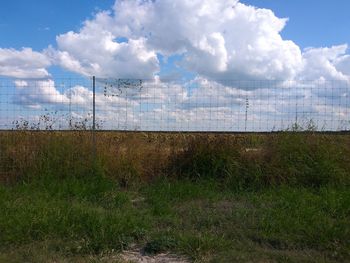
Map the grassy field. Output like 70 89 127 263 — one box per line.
0 132 349 262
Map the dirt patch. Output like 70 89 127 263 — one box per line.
119 249 190 263
176 199 255 215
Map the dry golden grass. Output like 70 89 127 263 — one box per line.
1 131 349 188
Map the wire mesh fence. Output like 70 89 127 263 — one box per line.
1 77 349 132
1 76 349 182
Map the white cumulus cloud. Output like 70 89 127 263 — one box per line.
1 0 349 84
0 48 51 78
299 44 350 81
105 0 304 81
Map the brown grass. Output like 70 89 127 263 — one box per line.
1 131 349 188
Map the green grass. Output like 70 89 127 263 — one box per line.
0 175 349 262
0 132 349 262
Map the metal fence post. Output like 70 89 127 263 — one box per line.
92 76 96 163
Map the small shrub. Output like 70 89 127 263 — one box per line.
169 136 240 180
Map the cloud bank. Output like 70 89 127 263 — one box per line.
0 0 349 83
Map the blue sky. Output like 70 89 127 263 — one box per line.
0 0 114 50
0 0 349 131
242 0 350 48
1 0 349 51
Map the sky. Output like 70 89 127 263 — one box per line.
0 0 349 131
242 0 350 48
1 0 350 79
1 0 350 50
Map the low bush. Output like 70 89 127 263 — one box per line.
169 136 241 180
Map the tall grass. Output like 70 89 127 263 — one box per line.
0 131 95 184
168 133 350 189
1 131 349 189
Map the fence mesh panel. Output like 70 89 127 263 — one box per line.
0 77 349 132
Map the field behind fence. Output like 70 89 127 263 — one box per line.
1 76 350 183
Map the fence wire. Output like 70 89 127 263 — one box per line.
0 77 349 132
